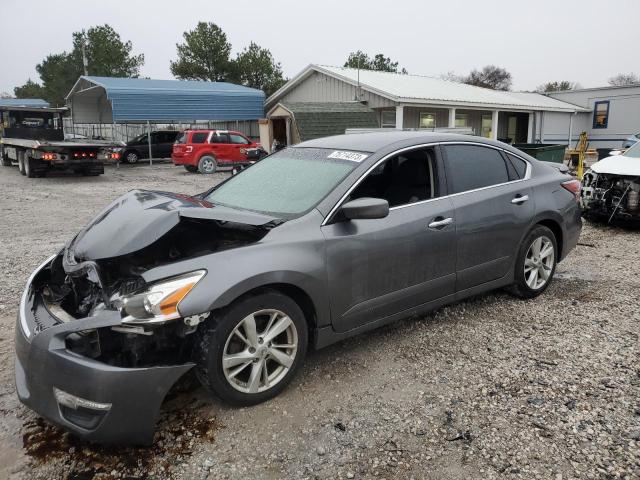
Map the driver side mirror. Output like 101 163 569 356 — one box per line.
341 197 389 220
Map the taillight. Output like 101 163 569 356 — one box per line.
110 152 120 160
561 179 581 202
185 146 193 153
42 153 57 160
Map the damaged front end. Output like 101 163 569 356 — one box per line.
581 170 640 222
15 189 282 444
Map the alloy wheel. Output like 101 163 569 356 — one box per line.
524 235 555 290
222 309 298 394
201 158 216 173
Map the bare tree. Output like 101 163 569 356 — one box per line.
536 81 578 93
463 65 512 91
608 73 640 86
439 71 464 82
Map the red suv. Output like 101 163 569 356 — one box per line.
172 130 261 173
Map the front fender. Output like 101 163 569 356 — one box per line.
207 270 331 327
141 211 331 327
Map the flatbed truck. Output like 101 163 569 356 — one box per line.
0 105 122 177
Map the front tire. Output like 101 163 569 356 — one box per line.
0 147 10 167
195 291 308 406
508 225 557 299
198 155 217 174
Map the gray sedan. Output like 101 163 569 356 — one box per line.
15 132 582 444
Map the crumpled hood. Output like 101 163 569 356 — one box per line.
68 189 280 261
591 155 640 176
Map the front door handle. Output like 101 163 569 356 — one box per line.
428 217 453 229
511 195 529 204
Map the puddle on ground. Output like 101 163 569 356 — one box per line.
554 268 598 282
22 396 220 479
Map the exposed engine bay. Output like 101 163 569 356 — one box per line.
32 215 272 368
581 170 640 222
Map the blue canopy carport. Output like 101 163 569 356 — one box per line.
66 76 265 163
0 98 50 108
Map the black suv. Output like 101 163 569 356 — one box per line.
122 130 179 163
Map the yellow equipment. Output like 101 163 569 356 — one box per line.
565 132 597 179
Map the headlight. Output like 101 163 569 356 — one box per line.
121 270 205 325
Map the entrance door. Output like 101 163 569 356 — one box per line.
481 114 492 138
507 116 518 144
322 147 456 333
271 118 287 147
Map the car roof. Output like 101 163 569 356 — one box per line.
184 129 244 134
295 131 511 153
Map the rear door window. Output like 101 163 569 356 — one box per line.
157 131 175 143
210 132 230 144
175 132 187 144
191 132 209 144
443 144 510 194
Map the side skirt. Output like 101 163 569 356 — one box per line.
314 271 514 350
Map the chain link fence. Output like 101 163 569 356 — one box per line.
63 119 260 142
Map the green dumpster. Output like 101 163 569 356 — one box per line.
512 143 566 163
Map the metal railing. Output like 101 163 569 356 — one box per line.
62 119 260 142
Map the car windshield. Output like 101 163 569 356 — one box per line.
623 142 640 158
205 147 366 217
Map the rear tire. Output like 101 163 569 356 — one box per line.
184 165 198 173
17 152 26 175
24 156 42 178
124 150 139 164
195 291 308 406
507 225 557 299
198 155 217 174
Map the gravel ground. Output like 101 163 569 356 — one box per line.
0 163 638 480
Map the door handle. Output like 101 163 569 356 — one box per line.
428 217 453 229
511 195 529 204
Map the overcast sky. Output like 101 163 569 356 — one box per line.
1 0 638 95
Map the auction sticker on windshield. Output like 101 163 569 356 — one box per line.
327 151 369 162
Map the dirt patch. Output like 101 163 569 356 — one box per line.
22 396 221 479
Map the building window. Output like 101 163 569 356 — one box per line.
455 113 469 128
381 110 396 128
481 114 492 138
593 101 609 129
419 113 436 129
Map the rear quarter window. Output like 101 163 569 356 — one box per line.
191 132 209 144
506 153 528 179
443 145 510 194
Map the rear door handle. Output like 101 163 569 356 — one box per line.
511 195 529 204
428 217 453 229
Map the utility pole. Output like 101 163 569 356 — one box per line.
80 36 89 76
356 55 361 101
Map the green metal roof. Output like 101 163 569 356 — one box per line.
284 102 378 141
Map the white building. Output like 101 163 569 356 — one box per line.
265 64 588 147
543 85 640 153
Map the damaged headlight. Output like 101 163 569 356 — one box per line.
121 270 206 324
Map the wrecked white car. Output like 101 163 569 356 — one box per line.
581 141 640 222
